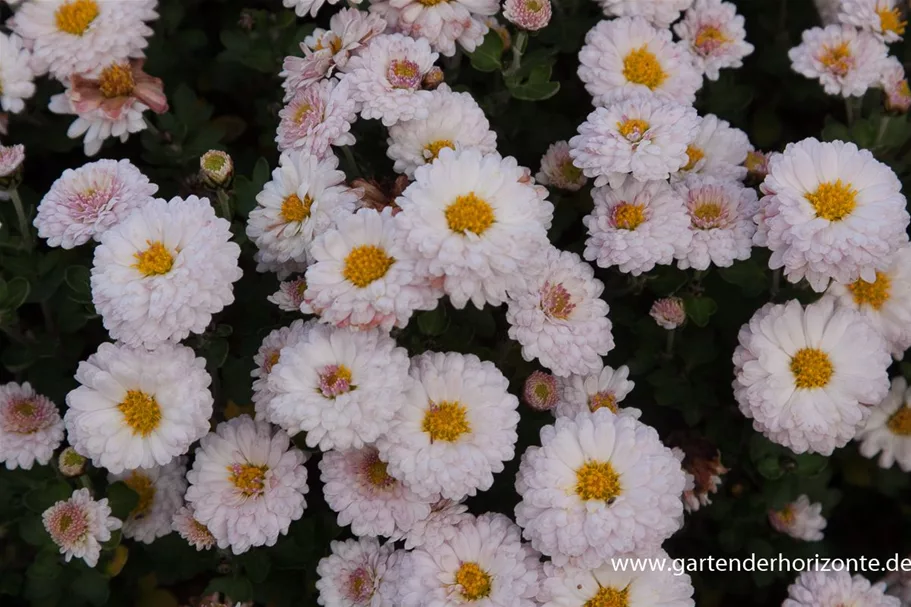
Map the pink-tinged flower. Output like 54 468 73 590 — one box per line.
0 143 25 179
172 506 216 551
275 78 357 157
268 275 316 314
880 56 911 113
523 371 559 411
0 382 64 470
650 296 686 329
42 488 122 567
48 59 168 156
503 0 552 31
281 8 387 101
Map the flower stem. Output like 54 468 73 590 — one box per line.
875 115 892 147
665 329 676 357
342 145 362 179
9 187 33 251
845 97 856 126
504 31 528 78
771 267 781 297
215 189 232 221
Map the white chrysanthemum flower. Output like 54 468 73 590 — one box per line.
401 499 472 550
672 113 751 183
397 513 541 607
768 495 827 541
370 0 497 57
733 298 892 455
283 0 340 18
515 409 686 568
10 0 157 80
251 320 314 421
386 86 497 178
0 143 25 180
172 505 216 551
879 55 911 112
268 322 412 450
553 365 636 419
91 195 241 347
320 445 434 539
35 158 157 249
582 180 693 275
65 342 213 474
756 138 910 292
856 376 911 471
247 151 359 269
789 25 889 97
185 415 309 555
276 79 358 156
839 0 906 43
42 488 121 568
305 208 441 331
569 96 700 189
254 253 310 278
395 147 553 309
269 275 313 313
343 34 438 126
47 87 148 158
505 247 613 377
784 571 900 607
281 8 386 99
0 382 64 470
537 551 695 607
377 351 520 501
674 174 757 270
316 537 398 607
674 0 754 81
0 33 36 113
109 458 186 544
578 17 702 106
536 141 588 191
827 246 911 358
595 0 694 28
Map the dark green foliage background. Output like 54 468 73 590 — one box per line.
2 0 911 605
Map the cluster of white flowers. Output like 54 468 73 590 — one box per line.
790 0 910 109
5 0 167 155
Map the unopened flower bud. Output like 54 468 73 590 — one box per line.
422 66 445 90
650 296 686 330
523 371 559 411
0 143 25 192
744 150 770 183
503 0 552 31
58 447 87 477
199 150 234 189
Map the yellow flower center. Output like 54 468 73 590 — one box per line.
117 390 162 437
228 463 268 497
417 0 447 5
343 245 395 288
124 472 156 518
617 118 650 142
585 586 630 607
281 193 313 223
887 407 911 436
534 383 552 401
805 179 857 222
455 562 492 601
203 152 228 173
98 63 135 99
682 145 704 171
820 41 854 77
55 0 99 36
266 351 281 373
445 192 495 236
367 458 394 487
14 401 35 417
422 400 470 442
847 271 892 310
424 139 454 162
588 392 618 414
694 25 729 53
612 202 646 230
692 201 724 228
789 348 834 389
294 102 314 125
776 504 796 525
62 449 84 468
133 241 174 277
560 159 583 183
622 46 666 90
575 461 622 502
878 6 906 35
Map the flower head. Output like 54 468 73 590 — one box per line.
523 371 560 411
674 0 754 80
0 33 36 114
769 495 827 541
199 150 233 188
276 79 358 156
651 297 687 329
856 376 911 471
838 0 906 43
784 571 899 607
553 366 636 419
880 55 911 112
58 447 87 477
370 0 498 57
503 0 552 31
316 538 399 607
42 488 122 567
0 382 64 470
172 505 216 551
536 141 588 191
789 25 889 97
594 0 695 28
109 459 187 544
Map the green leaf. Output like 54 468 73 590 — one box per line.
65 266 92 298
417 306 448 336
0 277 31 311
509 80 560 102
718 259 767 297
204 577 254 602
19 515 52 547
70 569 110 606
203 337 230 369
756 455 785 480
682 296 718 328
107 481 139 521
793 453 828 477
468 32 504 73
239 550 271 583
24 482 73 513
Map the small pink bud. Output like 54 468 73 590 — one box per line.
503 0 552 32
523 371 559 411
650 297 686 330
